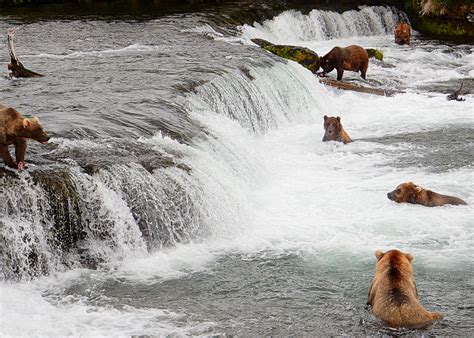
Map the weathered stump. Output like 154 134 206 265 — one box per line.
7 30 43 78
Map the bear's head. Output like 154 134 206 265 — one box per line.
375 249 413 277
320 52 336 73
387 182 423 204
22 117 50 144
323 115 343 141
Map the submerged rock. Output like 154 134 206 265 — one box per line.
251 38 320 73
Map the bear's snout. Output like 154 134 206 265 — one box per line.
387 191 396 201
41 135 50 144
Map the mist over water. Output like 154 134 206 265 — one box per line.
1 4 473 336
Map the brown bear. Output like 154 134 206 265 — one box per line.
319 45 368 81
0 104 50 170
394 23 411 45
387 182 467 207
322 115 352 144
367 249 443 329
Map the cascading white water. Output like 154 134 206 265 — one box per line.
195 62 323 132
0 174 55 280
240 6 407 43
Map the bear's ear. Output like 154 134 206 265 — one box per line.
415 186 422 193
32 116 40 123
336 116 341 121
405 253 414 262
324 115 328 120
375 250 384 261
22 119 30 128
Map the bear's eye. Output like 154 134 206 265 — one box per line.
396 189 401 194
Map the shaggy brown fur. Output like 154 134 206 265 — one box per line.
0 104 50 170
394 23 411 45
367 249 443 328
322 115 352 144
319 45 369 81
387 182 467 207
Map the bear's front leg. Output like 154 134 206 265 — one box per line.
0 145 17 168
336 67 344 81
14 139 27 170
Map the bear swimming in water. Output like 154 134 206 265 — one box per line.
387 182 467 207
367 249 443 328
322 115 352 144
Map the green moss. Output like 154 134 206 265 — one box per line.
365 48 383 61
252 38 320 73
417 17 473 37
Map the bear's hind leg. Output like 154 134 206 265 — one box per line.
0 145 16 168
360 62 368 80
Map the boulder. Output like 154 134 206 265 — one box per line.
251 38 320 73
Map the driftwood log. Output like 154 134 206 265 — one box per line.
7 30 43 78
252 38 320 73
319 78 404 97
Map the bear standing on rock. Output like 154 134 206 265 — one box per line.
319 45 368 81
367 249 443 329
0 104 50 170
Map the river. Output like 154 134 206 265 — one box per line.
0 3 473 336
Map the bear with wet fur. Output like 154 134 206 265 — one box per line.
319 45 368 81
322 115 352 144
0 104 50 170
367 249 443 329
387 182 467 207
394 23 411 45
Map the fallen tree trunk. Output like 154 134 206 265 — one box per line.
7 29 43 78
319 78 404 97
251 38 320 74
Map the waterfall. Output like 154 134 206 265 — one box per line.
240 6 409 42
0 6 412 281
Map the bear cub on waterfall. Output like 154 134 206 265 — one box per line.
0 104 50 170
367 249 443 329
322 115 352 144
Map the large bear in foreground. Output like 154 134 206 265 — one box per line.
0 104 50 170
367 249 443 328
322 115 352 144
387 182 467 207
319 45 368 81
394 23 411 45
